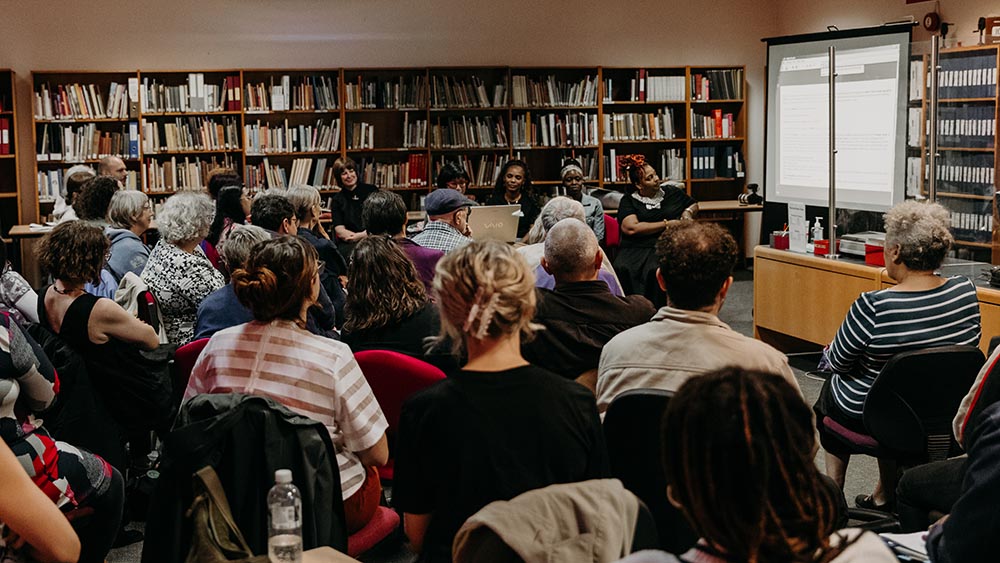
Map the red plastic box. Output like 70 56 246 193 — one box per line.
865 243 885 266
813 239 840 256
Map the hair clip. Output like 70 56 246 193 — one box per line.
463 286 486 334
474 292 501 340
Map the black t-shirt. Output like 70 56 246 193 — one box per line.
331 182 377 233
392 364 610 563
617 186 696 248
340 303 457 370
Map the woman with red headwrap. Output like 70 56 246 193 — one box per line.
613 154 698 305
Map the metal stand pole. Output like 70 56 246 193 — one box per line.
928 35 940 202
827 46 839 259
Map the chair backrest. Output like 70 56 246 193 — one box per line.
602 388 697 554
354 349 446 430
603 214 620 250
173 337 210 405
864 345 985 461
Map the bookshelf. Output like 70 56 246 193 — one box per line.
23 64 749 222
907 45 999 263
0 70 19 241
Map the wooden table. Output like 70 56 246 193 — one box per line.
8 224 52 272
753 245 1000 355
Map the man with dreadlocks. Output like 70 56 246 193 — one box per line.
596 221 796 414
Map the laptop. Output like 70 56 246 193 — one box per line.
467 204 522 243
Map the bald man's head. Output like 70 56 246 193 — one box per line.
98 156 127 184
542 218 602 283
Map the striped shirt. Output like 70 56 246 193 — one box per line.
829 276 981 418
185 319 388 499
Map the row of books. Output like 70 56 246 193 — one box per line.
604 72 686 103
140 116 241 153
0 118 11 154
347 122 375 150
935 106 996 148
429 76 506 109
34 81 134 120
244 119 341 154
140 74 240 114
603 109 678 142
246 157 340 192
510 75 599 108
937 54 998 99
244 75 339 113
344 77 428 110
604 148 686 183
357 154 429 189
429 116 508 149
690 109 737 139
434 154 510 188
36 122 139 162
511 112 599 148
401 114 428 149
142 155 237 192
691 146 743 179
691 69 744 101
37 169 138 200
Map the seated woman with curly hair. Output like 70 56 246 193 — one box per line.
141 192 225 345
185 236 389 533
816 201 981 511
341 235 450 366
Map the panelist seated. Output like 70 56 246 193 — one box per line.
815 201 982 510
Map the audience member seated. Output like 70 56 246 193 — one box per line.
895 343 1000 532
0 239 38 327
97 156 128 186
341 235 450 367
393 240 610 563
0 314 123 563
560 158 604 242
816 201 981 511
105 190 152 282
435 161 471 194
53 165 95 224
205 184 251 257
287 184 349 303
251 193 342 331
141 192 225 345
924 398 1000 561
518 196 621 295
485 159 541 240
185 236 389 533
362 189 443 293
655 368 895 563
330 156 377 257
522 219 654 387
613 154 697 307
0 440 81 563
597 221 796 414
411 189 474 254
206 168 241 200
194 224 270 341
75 177 121 299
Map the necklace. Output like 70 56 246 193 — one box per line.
53 283 83 296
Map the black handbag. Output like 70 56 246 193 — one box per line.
96 338 178 434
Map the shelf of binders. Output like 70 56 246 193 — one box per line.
0 70 19 236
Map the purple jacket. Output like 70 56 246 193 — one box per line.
397 238 444 293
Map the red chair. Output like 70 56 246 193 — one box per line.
347 506 401 557
353 350 446 481
172 337 210 406
603 214 620 261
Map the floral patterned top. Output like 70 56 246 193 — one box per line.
141 241 225 345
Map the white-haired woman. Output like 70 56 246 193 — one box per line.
392 240 610 562
141 192 224 345
105 190 153 281
816 201 982 511
518 196 622 294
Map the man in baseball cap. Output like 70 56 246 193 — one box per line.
412 189 475 253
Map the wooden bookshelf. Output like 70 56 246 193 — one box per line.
23 64 750 222
0 70 19 240
907 45 1000 263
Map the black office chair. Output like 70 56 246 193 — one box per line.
603 388 697 554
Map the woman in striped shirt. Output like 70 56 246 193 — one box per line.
815 201 981 511
185 236 389 533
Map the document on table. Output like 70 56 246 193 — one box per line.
787 201 807 252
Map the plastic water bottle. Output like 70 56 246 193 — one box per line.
267 469 302 563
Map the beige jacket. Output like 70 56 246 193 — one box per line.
453 479 639 563
597 307 798 413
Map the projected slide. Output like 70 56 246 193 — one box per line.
765 31 910 212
